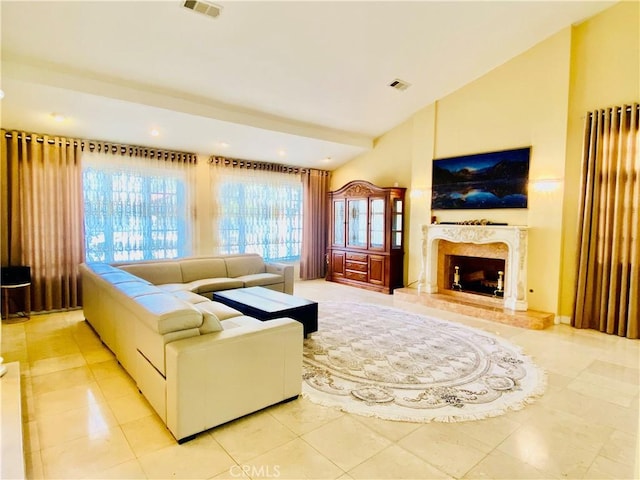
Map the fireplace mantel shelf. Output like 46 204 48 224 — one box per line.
420 224 528 311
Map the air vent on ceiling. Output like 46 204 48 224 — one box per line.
183 0 222 19
388 79 411 92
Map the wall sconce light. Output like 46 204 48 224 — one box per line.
530 178 563 193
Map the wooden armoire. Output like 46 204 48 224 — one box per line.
326 180 405 294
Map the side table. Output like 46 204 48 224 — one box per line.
1 282 31 321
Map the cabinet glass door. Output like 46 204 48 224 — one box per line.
391 198 403 248
369 198 385 249
332 200 345 246
347 199 367 247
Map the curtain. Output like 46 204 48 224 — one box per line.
1 130 84 312
573 104 639 339
210 160 303 261
82 150 197 263
300 169 330 279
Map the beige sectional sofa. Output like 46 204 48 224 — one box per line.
115 253 294 297
79 254 302 443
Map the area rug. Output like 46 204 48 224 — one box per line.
302 301 546 423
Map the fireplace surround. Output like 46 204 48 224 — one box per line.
419 224 528 311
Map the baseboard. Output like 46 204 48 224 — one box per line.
557 315 571 325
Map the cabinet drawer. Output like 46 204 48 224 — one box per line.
346 252 368 262
345 271 368 282
345 261 367 272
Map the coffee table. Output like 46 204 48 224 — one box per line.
213 287 318 338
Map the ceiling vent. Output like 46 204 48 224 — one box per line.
183 0 222 19
388 79 411 92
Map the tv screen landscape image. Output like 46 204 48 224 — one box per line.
431 147 530 210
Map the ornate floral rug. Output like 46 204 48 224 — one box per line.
302 302 546 423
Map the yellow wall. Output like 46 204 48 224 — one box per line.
333 2 639 316
559 1 640 318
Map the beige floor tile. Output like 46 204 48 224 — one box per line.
438 414 521 449
27 334 81 361
82 345 116 364
497 424 601 478
211 410 298 463
247 437 344 479
348 444 451 479
96 373 140 400
301 415 392 471
583 454 639 480
586 360 640 385
40 426 135 479
397 423 493 478
37 401 118 449
568 377 638 407
462 449 550 479
574 369 640 397
86 458 147 479
33 381 107 417
31 365 95 396
89 359 128 381
29 352 87 377
351 414 422 442
138 433 235 479
121 414 176 457
598 429 640 467
269 396 345 435
107 391 156 424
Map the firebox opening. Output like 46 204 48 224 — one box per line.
445 255 506 297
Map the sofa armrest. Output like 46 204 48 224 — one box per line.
164 318 303 442
265 262 294 294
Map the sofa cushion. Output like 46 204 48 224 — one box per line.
237 273 283 288
101 270 149 285
225 254 266 278
180 258 228 283
193 303 224 333
206 302 244 320
189 278 243 293
172 290 209 304
133 293 203 334
118 262 183 285
157 283 194 293
114 282 163 298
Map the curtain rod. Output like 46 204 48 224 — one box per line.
209 155 330 176
3 131 198 163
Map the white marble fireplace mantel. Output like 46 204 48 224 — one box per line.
419 224 529 311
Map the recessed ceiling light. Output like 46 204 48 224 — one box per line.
323 157 333 163
278 149 287 157
217 142 230 148
150 129 160 137
51 113 66 122
0 89 4 100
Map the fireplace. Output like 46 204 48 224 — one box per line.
419 224 528 311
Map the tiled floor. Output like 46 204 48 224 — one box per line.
1 279 639 479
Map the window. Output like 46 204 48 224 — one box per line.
213 169 302 262
83 153 193 263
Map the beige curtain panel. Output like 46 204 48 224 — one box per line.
573 104 639 339
1 130 85 312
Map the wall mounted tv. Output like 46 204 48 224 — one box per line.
431 147 530 210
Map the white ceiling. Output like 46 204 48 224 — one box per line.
0 1 614 169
